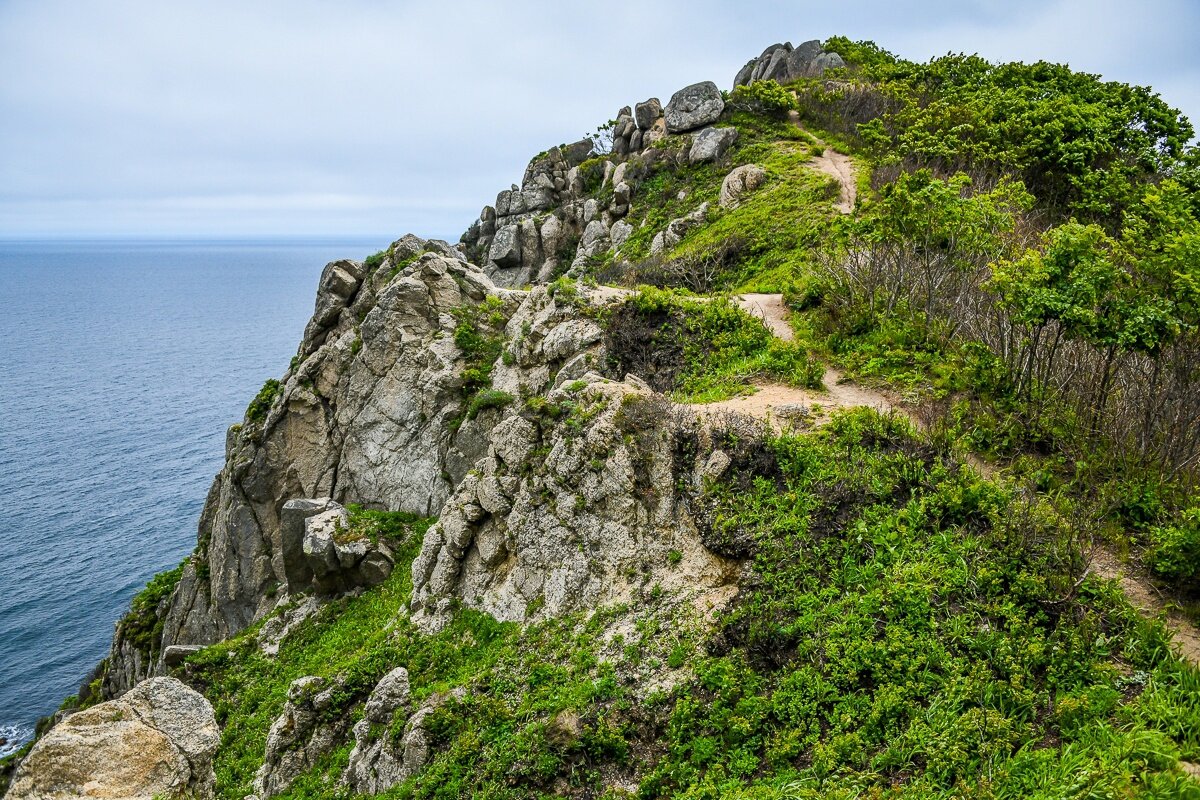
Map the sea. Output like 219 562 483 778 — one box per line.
0 236 392 757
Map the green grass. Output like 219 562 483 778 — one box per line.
668 139 838 292
178 411 1200 799
606 287 824 402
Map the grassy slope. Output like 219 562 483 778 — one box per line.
75 46 1200 800
181 412 1200 799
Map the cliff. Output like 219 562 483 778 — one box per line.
7 35 1200 800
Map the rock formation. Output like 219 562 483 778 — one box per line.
5 678 218 800
732 39 846 88
254 676 348 798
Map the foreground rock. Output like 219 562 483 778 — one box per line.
5 678 218 800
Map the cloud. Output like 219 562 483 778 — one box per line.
0 0 1196 236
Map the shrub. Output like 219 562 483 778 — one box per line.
120 563 185 652
246 378 282 423
729 80 798 117
466 390 515 420
1146 507 1200 588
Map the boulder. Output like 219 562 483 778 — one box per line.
688 126 739 164
6 677 219 800
634 97 663 130
720 164 768 208
663 81 725 133
488 224 522 268
279 498 337 593
610 220 634 251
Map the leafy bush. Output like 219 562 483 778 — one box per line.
245 378 282 423
120 563 184 652
728 79 797 117
1147 507 1200 587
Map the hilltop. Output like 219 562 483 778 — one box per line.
4 36 1200 800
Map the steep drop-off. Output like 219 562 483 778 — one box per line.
7 36 1200 800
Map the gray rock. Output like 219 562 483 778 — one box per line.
688 126 739 164
634 97 663 129
539 215 562 260
542 319 603 362
363 667 410 723
720 164 768 208
613 181 631 211
343 679 460 794
664 81 725 133
279 498 335 593
161 644 205 668
6 677 219 800
758 47 791 82
255 676 348 798
733 59 756 89
610 220 634 251
489 224 522 268
563 138 594 166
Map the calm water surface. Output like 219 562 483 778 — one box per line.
0 237 389 755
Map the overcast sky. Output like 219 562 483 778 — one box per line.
1 0 1197 239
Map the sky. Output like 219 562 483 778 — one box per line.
1 0 1197 239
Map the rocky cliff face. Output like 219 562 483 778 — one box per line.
95 32 845 706
104 238 513 695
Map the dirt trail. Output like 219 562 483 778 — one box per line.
789 111 856 214
719 292 1200 668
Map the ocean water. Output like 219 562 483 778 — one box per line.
0 236 389 756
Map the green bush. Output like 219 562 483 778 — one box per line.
729 79 797 117
120 563 185 652
466 389 514 420
245 378 282 423
1147 507 1200 587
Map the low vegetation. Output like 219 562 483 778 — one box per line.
177 411 1200 799
603 287 822 402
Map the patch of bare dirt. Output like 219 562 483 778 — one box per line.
1089 549 1200 666
788 111 856 214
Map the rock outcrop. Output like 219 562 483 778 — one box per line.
664 81 725 133
410 371 740 631
280 498 394 595
732 39 846 88
254 676 348 798
342 668 457 793
5 678 218 800
720 164 768 208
